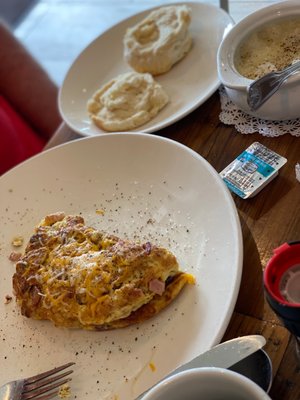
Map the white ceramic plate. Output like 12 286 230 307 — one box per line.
0 134 242 399
59 2 234 136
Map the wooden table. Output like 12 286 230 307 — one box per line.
46 90 300 399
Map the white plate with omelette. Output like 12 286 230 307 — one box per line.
0 133 242 400
59 2 234 135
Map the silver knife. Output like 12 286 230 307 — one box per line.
136 335 266 399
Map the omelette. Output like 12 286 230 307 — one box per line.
12 213 194 330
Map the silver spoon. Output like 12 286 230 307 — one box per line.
247 60 300 111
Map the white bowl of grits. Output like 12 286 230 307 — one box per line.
217 0 300 121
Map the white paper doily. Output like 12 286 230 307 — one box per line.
219 86 300 137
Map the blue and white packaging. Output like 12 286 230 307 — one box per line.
220 142 287 199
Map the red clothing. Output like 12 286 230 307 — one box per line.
0 95 46 175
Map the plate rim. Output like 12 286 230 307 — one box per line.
58 1 234 137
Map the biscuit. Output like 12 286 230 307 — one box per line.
87 72 169 131
124 5 192 75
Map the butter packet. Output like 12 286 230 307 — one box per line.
220 142 287 199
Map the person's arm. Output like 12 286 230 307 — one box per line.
0 21 62 140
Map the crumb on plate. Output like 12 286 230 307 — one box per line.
149 362 156 372
58 383 71 399
11 236 24 247
4 295 12 304
96 209 105 215
9 251 22 262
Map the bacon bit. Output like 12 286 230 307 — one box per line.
149 279 165 296
4 295 12 304
9 252 22 262
11 236 24 247
149 362 156 372
96 209 105 216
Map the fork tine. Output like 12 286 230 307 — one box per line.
21 378 71 400
24 362 75 384
23 370 73 393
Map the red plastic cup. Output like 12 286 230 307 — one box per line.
264 241 300 339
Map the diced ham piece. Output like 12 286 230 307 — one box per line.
149 279 165 296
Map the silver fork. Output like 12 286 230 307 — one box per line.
247 60 300 111
0 362 75 400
